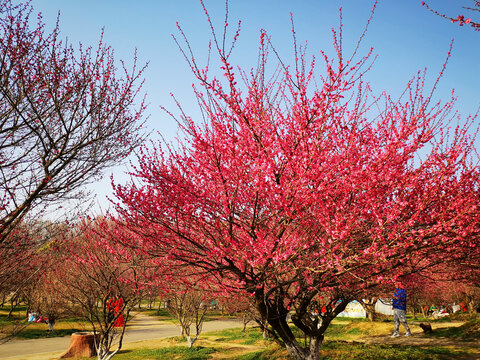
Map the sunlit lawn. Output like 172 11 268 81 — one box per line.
2 304 479 359
79 316 479 360
0 304 90 340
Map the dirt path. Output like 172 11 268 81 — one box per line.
0 312 244 360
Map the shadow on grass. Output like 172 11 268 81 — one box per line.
213 327 265 345
427 317 480 341
113 346 216 360
14 328 84 339
319 340 469 360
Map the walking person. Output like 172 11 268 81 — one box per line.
391 281 412 337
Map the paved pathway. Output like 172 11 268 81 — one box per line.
0 313 243 360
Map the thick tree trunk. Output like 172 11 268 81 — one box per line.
285 340 308 360
467 300 476 313
8 297 18 318
365 308 376 322
359 298 377 322
254 290 350 360
307 337 323 360
256 303 324 359
284 335 324 360
242 314 250 331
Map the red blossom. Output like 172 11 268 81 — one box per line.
114 2 480 358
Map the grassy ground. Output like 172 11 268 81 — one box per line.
70 314 480 360
0 302 229 340
0 304 89 340
73 328 283 360
316 314 479 360
2 303 479 359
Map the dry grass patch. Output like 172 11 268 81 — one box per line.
196 337 266 359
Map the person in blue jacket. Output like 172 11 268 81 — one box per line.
391 281 412 337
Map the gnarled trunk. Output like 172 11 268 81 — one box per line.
358 298 377 322
284 335 324 360
255 292 349 360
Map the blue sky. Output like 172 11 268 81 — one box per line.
30 0 480 214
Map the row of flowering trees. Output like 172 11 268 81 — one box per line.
0 218 153 360
0 0 148 324
0 1 148 354
0 1 223 358
1 1 479 360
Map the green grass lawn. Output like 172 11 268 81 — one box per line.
0 304 89 340
2 303 479 359
318 341 469 360
0 304 28 325
80 315 478 360
12 327 85 339
112 315 480 360
426 316 480 340
113 346 217 360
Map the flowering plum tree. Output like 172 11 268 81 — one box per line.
428 263 480 313
58 218 151 360
29 267 69 332
0 223 39 306
113 3 480 359
0 220 70 342
422 1 480 30
0 0 147 245
165 283 210 348
217 293 259 332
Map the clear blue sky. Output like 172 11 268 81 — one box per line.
30 0 480 214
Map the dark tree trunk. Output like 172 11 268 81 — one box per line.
8 296 18 318
254 291 350 360
358 298 377 322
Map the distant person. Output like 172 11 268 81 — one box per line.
391 281 412 337
46 317 55 331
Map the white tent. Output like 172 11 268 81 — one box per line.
338 300 367 318
375 299 393 316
